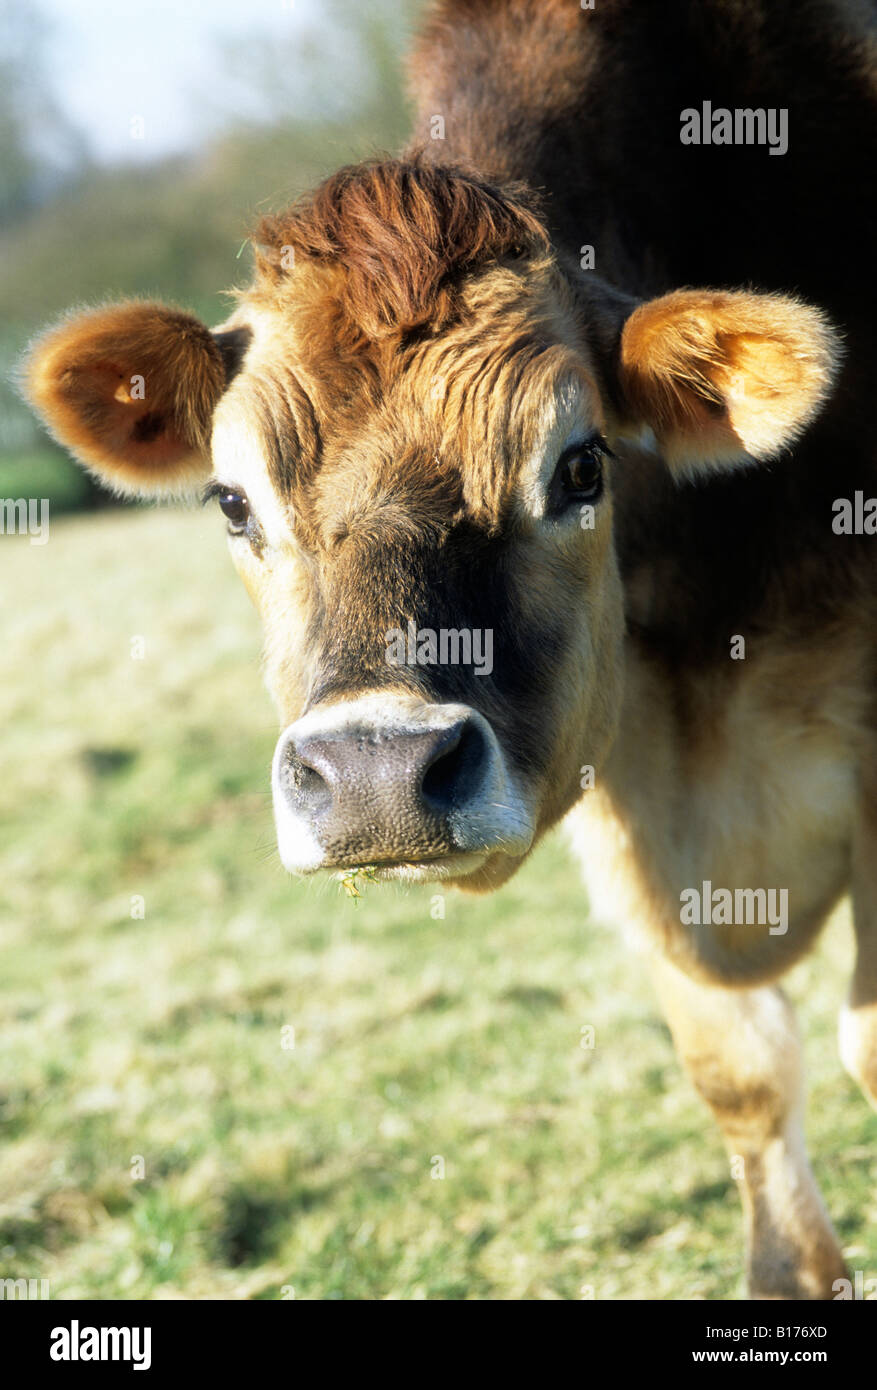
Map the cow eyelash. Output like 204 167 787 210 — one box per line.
201 480 225 505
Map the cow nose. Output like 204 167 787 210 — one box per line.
278 720 483 865
271 698 535 874
295 720 480 817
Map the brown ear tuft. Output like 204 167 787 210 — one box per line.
254 155 550 347
23 302 228 495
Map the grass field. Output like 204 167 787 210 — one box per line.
1 505 874 1300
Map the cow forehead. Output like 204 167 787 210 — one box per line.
210 275 601 543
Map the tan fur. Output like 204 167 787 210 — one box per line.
839 766 877 1108
619 289 840 470
652 959 849 1299
212 262 627 899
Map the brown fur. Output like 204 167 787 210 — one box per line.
254 159 549 351
24 303 228 495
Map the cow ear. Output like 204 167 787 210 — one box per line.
22 303 247 497
616 289 840 475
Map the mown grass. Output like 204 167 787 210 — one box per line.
0 506 874 1300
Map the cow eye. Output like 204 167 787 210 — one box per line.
548 438 608 514
201 481 255 536
218 489 250 532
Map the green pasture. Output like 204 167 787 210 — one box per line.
1 506 874 1299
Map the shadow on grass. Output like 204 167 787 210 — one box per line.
217 1178 341 1267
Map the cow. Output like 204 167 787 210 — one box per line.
22 0 877 1299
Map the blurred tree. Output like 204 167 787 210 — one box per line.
0 0 88 225
0 0 422 511
202 0 418 148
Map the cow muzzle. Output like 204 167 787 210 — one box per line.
271 693 535 880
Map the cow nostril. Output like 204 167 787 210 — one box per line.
288 755 333 816
421 720 486 812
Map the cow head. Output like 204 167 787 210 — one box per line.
24 159 839 891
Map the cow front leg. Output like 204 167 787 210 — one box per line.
652 955 847 1299
839 780 877 1108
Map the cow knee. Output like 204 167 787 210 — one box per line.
686 1051 799 1151
682 990 802 1143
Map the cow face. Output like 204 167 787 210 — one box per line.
24 160 839 891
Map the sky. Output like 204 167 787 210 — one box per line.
39 0 323 163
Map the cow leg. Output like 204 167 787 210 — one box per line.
652 955 847 1299
839 782 877 1108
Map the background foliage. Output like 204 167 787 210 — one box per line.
0 0 416 508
